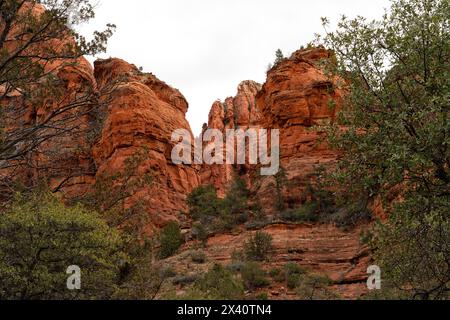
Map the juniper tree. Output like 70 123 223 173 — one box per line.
274 48 284 65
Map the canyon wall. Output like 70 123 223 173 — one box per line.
200 80 262 196
2 44 344 224
201 47 344 212
92 58 200 228
1 54 201 230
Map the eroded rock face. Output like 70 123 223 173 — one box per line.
165 223 372 299
0 60 98 202
201 47 343 211
255 47 344 210
200 80 262 196
92 58 200 229
2 54 201 230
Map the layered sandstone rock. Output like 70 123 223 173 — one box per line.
165 223 371 299
92 58 200 228
200 80 262 196
255 47 344 211
1 21 201 228
201 47 343 212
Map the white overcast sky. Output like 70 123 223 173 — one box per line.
79 0 391 135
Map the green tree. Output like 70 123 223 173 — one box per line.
192 222 209 247
296 274 337 300
159 221 184 259
240 262 270 290
219 174 251 228
195 264 245 300
274 166 288 211
187 185 221 224
275 49 284 65
188 176 251 233
244 231 273 262
113 261 165 300
0 191 124 300
223 174 250 215
319 0 450 299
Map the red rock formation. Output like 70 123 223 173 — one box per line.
92 58 200 228
166 223 372 299
2 9 202 228
200 80 262 196
201 47 343 211
255 47 344 211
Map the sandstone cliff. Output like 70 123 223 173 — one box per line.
200 80 262 196
255 47 344 211
92 58 200 228
201 47 344 212
1 54 201 230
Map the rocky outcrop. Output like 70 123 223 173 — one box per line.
2 54 201 230
200 80 262 196
255 47 344 211
165 223 371 299
92 58 200 228
201 47 344 211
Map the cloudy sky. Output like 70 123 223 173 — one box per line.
80 0 391 135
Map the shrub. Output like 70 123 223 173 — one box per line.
173 274 200 286
241 262 270 290
284 262 307 276
295 274 337 300
268 263 308 289
192 222 209 246
244 231 274 261
159 221 184 259
195 264 245 300
226 262 245 273
256 292 269 300
269 268 285 283
187 185 221 223
327 199 372 228
160 266 177 279
279 203 319 223
113 259 165 300
191 250 207 264
0 192 124 300
245 220 272 230
231 249 245 262
284 262 307 289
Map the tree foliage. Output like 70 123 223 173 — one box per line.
194 264 245 300
0 190 124 300
274 48 284 65
187 175 252 233
0 0 115 193
318 0 449 299
159 221 183 259
243 231 273 262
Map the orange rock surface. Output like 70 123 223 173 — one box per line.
200 80 262 196
92 58 200 228
166 223 372 299
200 47 344 210
255 47 344 209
